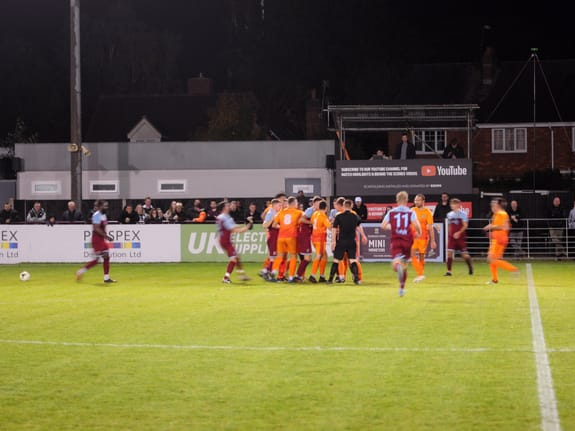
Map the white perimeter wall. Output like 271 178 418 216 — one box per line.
17 169 333 200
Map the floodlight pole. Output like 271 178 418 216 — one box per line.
531 48 538 190
70 0 83 209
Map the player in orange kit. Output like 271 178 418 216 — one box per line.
269 196 304 283
482 197 518 284
410 194 436 282
308 200 331 283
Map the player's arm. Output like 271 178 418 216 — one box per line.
231 217 253 233
262 211 275 229
93 223 107 239
356 223 368 244
427 213 436 248
331 217 340 250
454 221 468 239
380 211 391 231
412 213 422 238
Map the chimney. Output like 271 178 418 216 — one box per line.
188 73 214 96
481 46 495 86
306 88 323 139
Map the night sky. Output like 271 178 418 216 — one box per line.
1 1 574 142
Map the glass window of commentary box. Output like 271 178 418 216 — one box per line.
492 128 527 153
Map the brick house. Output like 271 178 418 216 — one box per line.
386 54 575 186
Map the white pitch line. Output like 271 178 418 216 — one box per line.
526 263 562 431
0 339 574 354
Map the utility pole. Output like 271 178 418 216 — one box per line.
70 0 82 208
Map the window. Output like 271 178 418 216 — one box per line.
90 181 118 193
159 180 186 192
413 130 446 154
492 128 527 153
32 181 61 194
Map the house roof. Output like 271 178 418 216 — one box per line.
478 59 575 124
85 94 215 142
391 62 480 105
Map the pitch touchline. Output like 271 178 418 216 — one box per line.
526 263 562 431
0 339 574 353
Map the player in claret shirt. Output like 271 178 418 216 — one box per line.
444 198 473 277
216 201 254 284
381 191 421 297
76 200 116 283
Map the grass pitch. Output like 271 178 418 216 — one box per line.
0 261 573 430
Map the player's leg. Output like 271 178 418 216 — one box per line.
76 253 101 280
309 241 322 282
391 256 407 295
461 249 473 275
491 242 518 275
487 241 500 283
287 239 298 281
410 243 421 275
271 239 286 280
101 250 116 283
445 249 454 275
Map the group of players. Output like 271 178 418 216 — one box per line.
76 193 519 294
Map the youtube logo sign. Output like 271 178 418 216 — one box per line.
421 165 437 176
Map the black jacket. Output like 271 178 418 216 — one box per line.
393 141 416 160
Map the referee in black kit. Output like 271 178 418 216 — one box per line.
328 199 368 284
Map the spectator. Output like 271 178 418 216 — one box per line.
568 199 575 229
156 208 166 223
296 190 307 208
189 199 207 223
244 202 262 223
47 215 56 227
0 201 19 224
229 200 243 223
26 201 46 223
442 138 465 159
393 132 416 160
172 202 187 223
433 193 451 223
206 200 219 221
135 204 150 224
142 197 154 215
148 208 162 224
369 149 390 160
548 196 567 260
164 201 178 222
352 196 368 221
61 200 84 222
507 199 525 258
119 204 138 224
568 200 575 255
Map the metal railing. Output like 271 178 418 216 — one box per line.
463 218 573 260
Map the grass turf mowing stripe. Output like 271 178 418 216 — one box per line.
527 263 562 431
1 339 575 353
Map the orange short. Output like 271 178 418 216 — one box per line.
313 241 327 256
488 240 506 259
277 237 297 255
411 239 428 254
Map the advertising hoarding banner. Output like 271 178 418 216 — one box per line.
360 223 444 262
1 224 443 264
336 159 472 196
181 224 268 262
0 225 181 264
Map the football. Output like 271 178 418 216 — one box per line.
19 271 31 282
